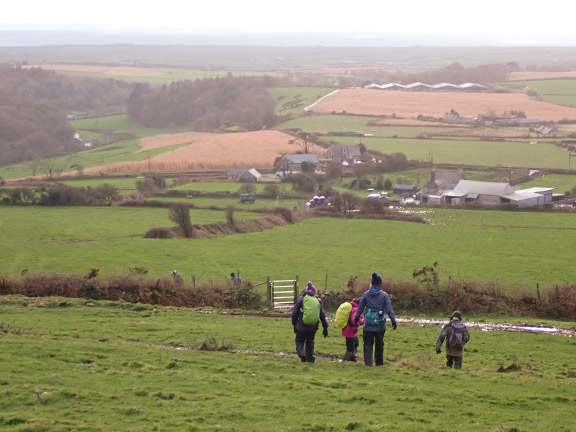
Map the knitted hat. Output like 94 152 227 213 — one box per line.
306 282 317 294
371 272 382 286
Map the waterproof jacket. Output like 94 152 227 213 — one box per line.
342 299 363 338
292 290 329 332
435 319 470 356
354 286 396 332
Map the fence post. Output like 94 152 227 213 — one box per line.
294 274 299 301
266 276 271 306
536 282 540 300
192 275 196 290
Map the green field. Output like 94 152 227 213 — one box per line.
332 136 572 169
502 79 576 106
1 297 574 431
1 205 575 289
275 114 462 138
267 87 335 116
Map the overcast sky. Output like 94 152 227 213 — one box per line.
3 0 576 45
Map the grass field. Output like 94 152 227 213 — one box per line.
275 114 463 138
1 297 574 431
333 136 572 169
1 205 575 289
267 87 335 116
501 78 576 106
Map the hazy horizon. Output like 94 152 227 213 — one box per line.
2 27 576 48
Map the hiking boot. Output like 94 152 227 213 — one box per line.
300 355 306 362
307 356 315 363
343 351 353 361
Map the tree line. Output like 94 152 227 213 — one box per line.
0 66 133 167
126 75 281 131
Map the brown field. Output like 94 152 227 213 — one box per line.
509 71 576 81
23 64 164 77
311 89 576 121
82 130 308 174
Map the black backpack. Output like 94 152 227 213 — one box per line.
448 321 467 348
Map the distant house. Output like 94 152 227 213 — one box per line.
278 154 319 175
418 168 465 203
227 168 262 182
393 184 417 196
325 145 362 164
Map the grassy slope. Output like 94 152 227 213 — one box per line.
1 206 575 288
333 136 571 169
1 298 574 431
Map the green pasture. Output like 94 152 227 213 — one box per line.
267 87 335 116
1 297 574 431
158 196 304 210
0 140 188 180
71 114 191 139
501 78 576 105
516 173 576 194
1 205 575 289
334 136 572 169
275 114 463 138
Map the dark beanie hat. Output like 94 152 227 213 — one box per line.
371 272 382 285
450 310 462 321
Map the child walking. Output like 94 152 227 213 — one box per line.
342 298 363 361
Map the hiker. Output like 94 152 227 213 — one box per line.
230 272 242 286
291 282 329 363
354 272 397 366
435 310 470 370
341 298 363 362
172 270 184 284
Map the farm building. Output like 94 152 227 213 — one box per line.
325 145 362 164
393 184 418 196
502 187 554 207
443 180 554 207
364 82 487 92
227 168 262 182
443 180 514 206
418 168 465 203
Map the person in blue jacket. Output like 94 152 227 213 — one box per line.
354 272 397 366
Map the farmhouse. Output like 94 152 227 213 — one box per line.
227 168 262 182
325 145 362 164
418 168 465 203
277 153 319 176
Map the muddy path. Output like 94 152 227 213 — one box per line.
194 310 576 337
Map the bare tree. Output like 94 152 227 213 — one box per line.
169 204 193 238
289 132 317 153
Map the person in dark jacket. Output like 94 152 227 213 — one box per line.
291 282 329 363
435 310 471 370
354 273 397 366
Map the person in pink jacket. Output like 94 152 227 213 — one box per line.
342 298 363 362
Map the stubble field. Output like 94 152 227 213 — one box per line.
82 130 303 174
311 89 576 121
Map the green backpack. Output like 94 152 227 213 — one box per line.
301 295 321 325
334 301 353 330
